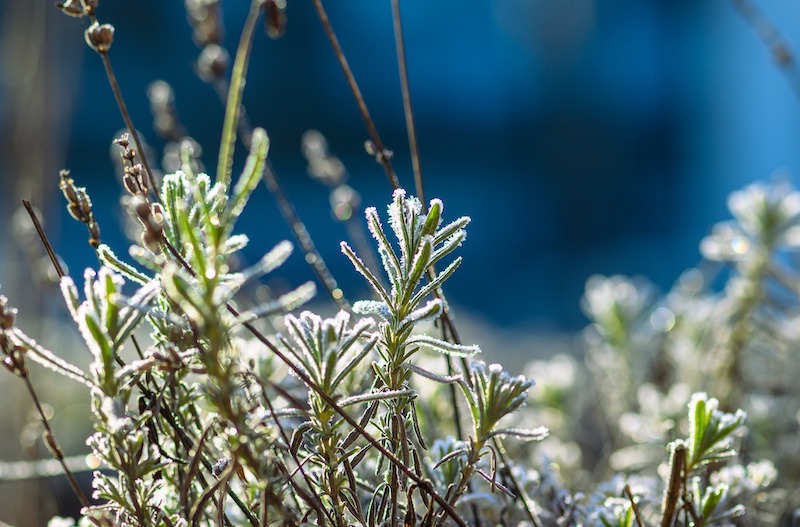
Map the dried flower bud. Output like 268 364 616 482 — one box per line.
2 346 27 377
132 196 152 221
88 221 102 248
56 0 86 17
186 0 223 46
263 0 287 39
60 171 95 223
196 44 229 82
130 197 163 251
67 203 88 223
85 22 115 53
148 81 185 141
364 140 393 163
114 133 130 151
151 202 165 222
59 170 79 205
0 296 16 330
123 173 141 196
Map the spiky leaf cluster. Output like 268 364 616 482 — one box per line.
344 189 479 376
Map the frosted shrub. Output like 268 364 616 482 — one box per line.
0 1 795 526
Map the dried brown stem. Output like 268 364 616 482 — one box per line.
661 443 686 527
625 484 646 527
391 0 426 207
310 0 400 190
22 200 66 278
22 366 92 510
93 45 159 196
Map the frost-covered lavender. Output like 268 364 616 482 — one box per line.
0 0 796 526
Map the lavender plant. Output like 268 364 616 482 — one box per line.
0 0 792 526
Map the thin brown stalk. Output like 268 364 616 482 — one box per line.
21 366 92 510
22 200 65 278
660 443 686 527
262 166 350 310
310 0 400 190
85 17 159 196
258 381 328 526
493 441 543 527
625 484 646 527
391 0 425 207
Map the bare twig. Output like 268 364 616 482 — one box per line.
261 167 350 310
87 17 159 196
22 200 65 278
660 443 686 527
391 0 426 207
310 0 400 190
625 484 646 527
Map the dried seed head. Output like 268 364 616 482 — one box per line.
59 170 79 205
196 44 229 82
85 22 115 53
150 202 165 222
263 0 287 39
129 164 147 193
303 130 347 186
132 196 151 221
59 170 102 248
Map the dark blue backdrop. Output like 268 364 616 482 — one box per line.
49 0 800 329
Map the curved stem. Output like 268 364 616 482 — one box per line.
217 0 262 188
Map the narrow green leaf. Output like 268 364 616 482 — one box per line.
226 127 269 228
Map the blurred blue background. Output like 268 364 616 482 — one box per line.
3 0 800 330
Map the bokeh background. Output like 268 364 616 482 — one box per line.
2 0 800 524
3 1 800 327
